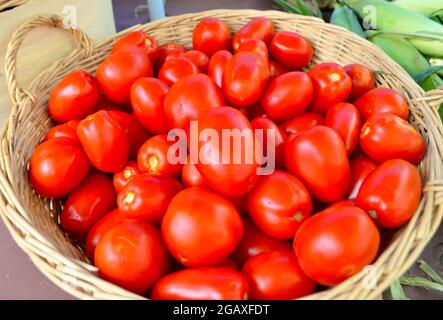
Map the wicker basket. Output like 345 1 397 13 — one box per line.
1 10 443 300
0 0 27 11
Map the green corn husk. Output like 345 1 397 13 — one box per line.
330 4 366 38
392 0 443 17
430 58 443 77
343 0 443 57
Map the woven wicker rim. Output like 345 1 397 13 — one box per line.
0 0 28 12
1 10 443 300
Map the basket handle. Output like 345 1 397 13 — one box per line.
4 14 93 105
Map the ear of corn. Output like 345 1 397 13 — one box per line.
343 0 443 57
392 0 443 17
330 4 366 38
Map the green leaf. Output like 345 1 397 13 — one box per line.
330 4 366 38
430 8 443 18
273 0 301 14
418 260 443 285
390 279 409 300
413 65 443 84
400 276 443 292
294 0 316 16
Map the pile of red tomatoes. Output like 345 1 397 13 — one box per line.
28 16 425 300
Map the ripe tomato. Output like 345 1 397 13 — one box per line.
95 94 130 113
232 219 292 266
356 159 422 228
182 50 209 73
181 155 206 188
77 110 130 173
164 74 225 130
344 64 375 100
95 221 171 295
45 120 79 142
113 161 140 193
294 205 380 286
242 251 316 300
269 31 313 70
285 126 350 202
60 172 116 240
348 155 377 199
162 187 243 267
192 18 231 57
247 170 312 240
261 71 313 122
96 46 153 104
108 111 151 159
151 267 249 300
130 77 169 135
354 88 409 121
29 138 90 198
117 173 182 224
307 63 352 114
48 70 99 123
222 52 270 108
85 208 127 263
325 102 361 154
237 39 269 60
208 50 232 88
196 107 259 197
158 56 199 86
360 113 425 165
137 134 183 178
269 60 289 80
155 43 187 71
217 259 239 271
112 31 159 64
280 112 324 137
232 17 274 51
250 117 286 170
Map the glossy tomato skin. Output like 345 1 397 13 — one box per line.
85 208 127 263
162 187 243 267
196 107 259 197
137 134 183 178
77 110 130 173
45 120 80 142
242 251 316 300
285 126 350 203
360 113 425 165
348 155 377 199
356 159 422 228
325 102 361 154
96 46 153 104
130 77 169 134
208 50 232 88
95 94 130 113
117 173 182 224
158 56 199 86
250 117 286 170
294 205 380 286
164 74 225 130
113 161 140 193
268 60 289 80
247 170 312 240
269 31 313 70
192 18 231 57
95 221 171 295
108 111 151 159
29 138 90 198
222 52 270 108
237 39 269 61
307 63 352 114
232 219 292 266
261 71 313 122
112 31 159 64
182 50 210 73
49 70 99 123
181 155 206 188
354 88 409 120
344 64 375 101
60 172 116 240
155 43 187 71
280 112 324 137
151 267 249 300
232 17 274 51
